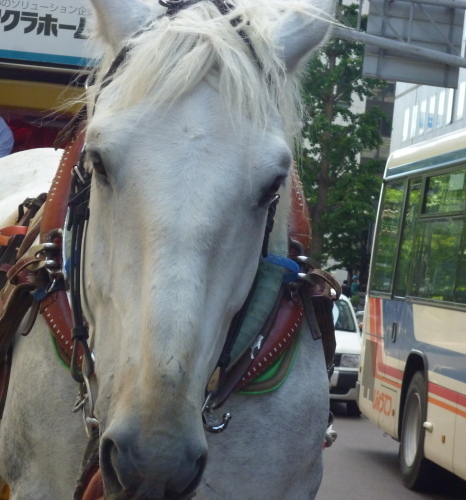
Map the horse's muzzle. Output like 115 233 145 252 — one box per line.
100 431 207 499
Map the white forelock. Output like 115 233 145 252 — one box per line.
87 0 333 144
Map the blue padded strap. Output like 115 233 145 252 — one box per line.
262 254 299 284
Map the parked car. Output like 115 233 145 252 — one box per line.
329 295 361 416
355 310 364 332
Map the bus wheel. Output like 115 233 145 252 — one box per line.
399 371 434 490
346 401 361 417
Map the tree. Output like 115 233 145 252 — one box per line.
298 1 389 284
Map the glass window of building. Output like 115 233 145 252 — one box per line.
446 88 454 124
419 100 427 135
410 104 418 138
456 82 466 120
437 90 445 127
402 108 410 142
427 95 436 132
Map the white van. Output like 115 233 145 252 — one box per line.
329 294 361 416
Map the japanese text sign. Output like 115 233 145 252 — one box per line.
0 0 95 67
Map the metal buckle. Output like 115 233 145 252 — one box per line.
202 392 231 433
72 371 99 438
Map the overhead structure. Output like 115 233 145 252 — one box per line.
333 0 466 88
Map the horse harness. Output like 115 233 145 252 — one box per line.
0 0 340 496
0 140 341 498
0 142 342 500
0 0 340 440
0 130 340 402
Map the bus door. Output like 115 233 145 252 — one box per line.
361 296 400 434
378 299 413 435
360 180 407 434
381 178 424 436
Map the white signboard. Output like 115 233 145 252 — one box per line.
0 0 94 67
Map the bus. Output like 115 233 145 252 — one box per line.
357 128 466 491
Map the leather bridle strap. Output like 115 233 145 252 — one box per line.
67 152 94 383
206 274 258 401
90 0 263 109
160 0 264 70
205 192 285 406
261 195 280 258
39 134 86 366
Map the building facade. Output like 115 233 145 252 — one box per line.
391 71 466 154
390 1 466 158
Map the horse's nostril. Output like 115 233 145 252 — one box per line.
100 436 128 495
165 452 207 498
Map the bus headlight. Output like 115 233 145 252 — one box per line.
340 354 360 368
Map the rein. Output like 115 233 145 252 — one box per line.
67 152 93 383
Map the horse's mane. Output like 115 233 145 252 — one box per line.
87 0 330 144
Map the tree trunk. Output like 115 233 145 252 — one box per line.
309 54 335 266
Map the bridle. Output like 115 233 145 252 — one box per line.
0 0 338 444
66 0 235 388
0 4 339 496
65 0 288 434
66 136 288 435
67 153 93 384
67 0 341 437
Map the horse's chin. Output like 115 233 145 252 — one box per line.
101 453 206 500
105 485 200 500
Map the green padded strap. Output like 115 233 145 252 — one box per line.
230 258 285 363
238 333 300 395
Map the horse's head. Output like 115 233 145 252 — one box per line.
82 0 333 497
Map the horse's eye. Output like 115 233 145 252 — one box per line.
269 175 286 194
260 175 286 206
89 152 107 179
266 175 286 197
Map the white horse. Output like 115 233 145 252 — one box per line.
0 0 334 498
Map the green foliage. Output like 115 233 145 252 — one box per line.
317 159 382 268
350 293 360 307
297 1 389 281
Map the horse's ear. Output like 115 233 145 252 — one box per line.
89 0 152 54
276 0 334 72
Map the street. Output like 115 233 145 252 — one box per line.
318 403 466 500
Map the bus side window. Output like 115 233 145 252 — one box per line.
409 169 466 303
394 180 422 297
410 219 464 302
370 180 406 293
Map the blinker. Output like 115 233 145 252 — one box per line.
261 194 280 258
